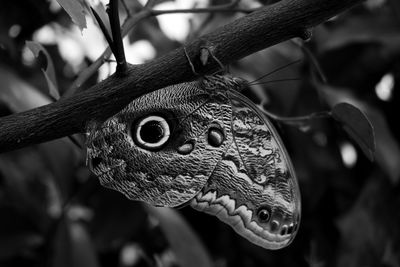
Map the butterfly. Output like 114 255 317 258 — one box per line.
86 74 301 250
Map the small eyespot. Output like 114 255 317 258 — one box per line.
133 115 170 150
177 140 195 155
270 220 280 232
257 208 270 222
287 224 294 234
280 225 288 236
207 126 224 147
254 174 268 185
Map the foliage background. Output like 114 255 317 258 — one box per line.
1 0 400 266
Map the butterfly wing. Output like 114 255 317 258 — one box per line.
190 88 301 250
87 81 234 207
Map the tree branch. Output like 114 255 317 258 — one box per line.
0 0 363 153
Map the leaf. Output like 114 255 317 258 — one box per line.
145 205 212 267
0 206 43 260
56 0 87 32
331 102 376 161
26 41 60 100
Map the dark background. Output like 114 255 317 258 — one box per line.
1 0 400 266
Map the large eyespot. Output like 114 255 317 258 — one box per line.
133 115 170 150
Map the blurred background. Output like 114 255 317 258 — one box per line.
1 0 400 266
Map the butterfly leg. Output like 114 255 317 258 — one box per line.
199 46 225 73
183 46 200 76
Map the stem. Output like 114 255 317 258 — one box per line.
108 0 127 72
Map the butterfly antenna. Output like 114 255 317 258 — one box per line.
251 78 301 86
249 59 303 85
183 46 199 76
67 135 83 149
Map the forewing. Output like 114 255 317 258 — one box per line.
87 81 233 207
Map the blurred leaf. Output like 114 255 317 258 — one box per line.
363 107 400 184
0 148 60 259
336 175 400 267
56 0 87 32
0 206 43 259
90 190 148 250
0 65 80 199
0 65 51 112
332 102 376 161
52 218 99 267
145 205 212 267
388 0 400 14
322 84 400 183
315 10 400 52
38 139 82 201
26 41 60 100
0 150 54 230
